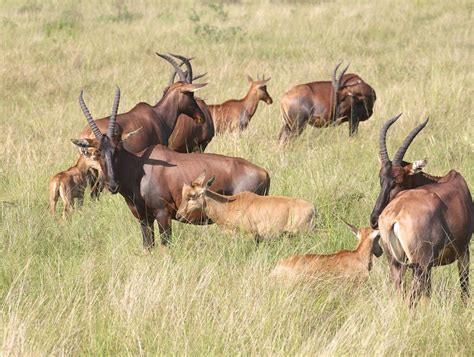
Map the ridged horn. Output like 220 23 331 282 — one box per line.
107 86 121 138
379 113 403 163
392 117 429 165
79 90 102 140
156 52 186 82
170 53 194 83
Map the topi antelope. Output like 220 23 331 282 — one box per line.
176 172 315 241
208 75 273 134
49 146 101 218
371 114 473 306
79 53 207 198
167 54 215 153
72 87 270 249
279 62 376 143
269 221 382 283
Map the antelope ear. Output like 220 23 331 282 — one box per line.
180 82 207 93
191 171 207 187
122 127 143 141
247 75 254 83
205 176 215 189
341 219 359 238
71 138 94 148
408 159 427 175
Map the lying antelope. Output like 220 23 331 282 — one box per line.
72 87 270 249
279 62 376 143
269 222 382 283
371 114 473 306
176 172 315 240
209 75 273 134
49 145 101 217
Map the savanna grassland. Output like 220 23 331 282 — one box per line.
1 0 473 355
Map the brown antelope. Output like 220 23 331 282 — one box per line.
80 53 207 198
278 62 376 143
49 145 101 218
208 75 273 134
72 87 270 249
269 222 382 282
166 54 215 153
176 172 315 241
370 114 473 306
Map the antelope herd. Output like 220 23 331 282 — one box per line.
48 52 472 307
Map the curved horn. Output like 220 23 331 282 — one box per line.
79 90 102 140
392 117 429 165
156 52 186 82
332 61 343 92
107 86 121 138
337 63 350 90
170 53 194 83
192 72 207 81
379 113 403 163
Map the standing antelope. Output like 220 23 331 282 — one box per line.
370 114 473 306
209 75 273 134
166 54 215 153
72 87 270 249
176 172 315 241
80 53 207 198
279 62 376 143
49 145 101 218
269 222 382 282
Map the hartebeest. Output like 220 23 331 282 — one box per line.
72 87 270 249
370 114 473 306
49 145 101 218
80 53 207 198
176 172 315 241
208 75 273 134
269 222 382 282
278 62 376 143
167 54 215 153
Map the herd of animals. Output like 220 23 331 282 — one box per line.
48 53 473 307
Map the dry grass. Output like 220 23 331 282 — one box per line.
1 0 473 355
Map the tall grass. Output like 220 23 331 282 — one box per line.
1 0 473 355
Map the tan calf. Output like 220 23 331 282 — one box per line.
269 222 382 282
176 172 315 240
49 144 100 218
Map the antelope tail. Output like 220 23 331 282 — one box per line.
387 221 408 264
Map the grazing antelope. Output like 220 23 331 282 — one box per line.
72 87 270 249
209 75 273 134
176 172 315 241
269 222 382 282
167 55 215 153
80 53 207 198
278 62 376 143
370 114 473 306
49 145 101 218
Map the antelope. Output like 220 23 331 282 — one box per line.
269 222 382 283
208 75 273 134
176 172 315 241
80 53 207 198
167 54 215 153
370 114 473 306
278 62 376 143
72 87 270 249
49 145 101 218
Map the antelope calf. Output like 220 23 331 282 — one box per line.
269 222 382 282
49 144 100 217
176 172 315 240
209 75 273 134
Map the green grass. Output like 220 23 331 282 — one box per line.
1 0 473 355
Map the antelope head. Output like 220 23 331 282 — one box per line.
72 87 141 194
176 171 215 221
370 114 429 228
158 53 208 124
247 75 273 105
342 220 383 258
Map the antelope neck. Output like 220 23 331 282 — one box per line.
242 88 260 117
153 92 181 135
